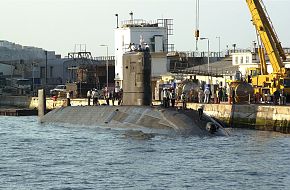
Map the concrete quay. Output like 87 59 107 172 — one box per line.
187 103 290 134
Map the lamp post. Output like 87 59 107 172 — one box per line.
200 37 210 84
100 45 109 89
129 11 133 23
45 50 48 85
32 61 35 95
232 43 236 53
216 36 220 58
115 13 119 28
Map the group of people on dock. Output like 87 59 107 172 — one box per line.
86 86 123 106
197 87 226 104
162 88 177 108
161 86 227 108
162 88 188 109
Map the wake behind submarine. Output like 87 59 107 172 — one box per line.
39 52 229 137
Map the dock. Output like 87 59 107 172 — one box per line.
0 108 38 116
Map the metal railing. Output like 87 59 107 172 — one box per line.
121 19 159 27
93 56 115 61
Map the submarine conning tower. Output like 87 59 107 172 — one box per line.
122 51 152 106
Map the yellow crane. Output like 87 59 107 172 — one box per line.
246 0 290 100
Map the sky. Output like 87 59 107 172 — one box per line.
0 0 289 57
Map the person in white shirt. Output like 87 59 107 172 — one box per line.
91 89 99 106
204 88 210 104
87 89 92 106
181 92 187 109
66 91 71 106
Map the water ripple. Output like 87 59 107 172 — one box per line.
0 117 290 189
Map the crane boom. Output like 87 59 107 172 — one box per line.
246 0 286 75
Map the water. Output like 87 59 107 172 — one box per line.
0 116 290 190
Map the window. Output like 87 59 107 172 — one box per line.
240 56 244 64
40 67 45 78
246 56 249 63
235 57 239 65
50 66 53 78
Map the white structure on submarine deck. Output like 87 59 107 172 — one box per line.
114 18 174 87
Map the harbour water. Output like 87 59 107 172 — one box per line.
0 116 290 190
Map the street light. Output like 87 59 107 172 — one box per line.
232 43 236 53
200 37 210 84
32 61 36 95
216 36 220 58
100 45 109 89
44 50 48 85
129 11 133 23
115 14 119 28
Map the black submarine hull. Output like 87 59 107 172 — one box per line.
40 106 229 136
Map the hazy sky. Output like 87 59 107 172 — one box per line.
0 0 289 57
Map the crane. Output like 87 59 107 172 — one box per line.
246 0 290 100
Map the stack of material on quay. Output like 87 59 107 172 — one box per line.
40 106 229 137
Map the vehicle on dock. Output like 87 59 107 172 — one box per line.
50 85 67 96
49 83 78 98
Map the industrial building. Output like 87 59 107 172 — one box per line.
114 18 174 87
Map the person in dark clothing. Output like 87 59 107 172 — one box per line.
197 105 204 120
170 90 176 108
109 91 114 106
273 89 280 105
181 92 187 109
118 88 123 105
218 88 223 103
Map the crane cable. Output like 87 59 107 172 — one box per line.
195 0 200 51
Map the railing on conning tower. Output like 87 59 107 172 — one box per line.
121 19 159 27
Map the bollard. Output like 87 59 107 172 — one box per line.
38 89 46 117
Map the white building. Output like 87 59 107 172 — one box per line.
232 51 290 76
231 51 259 76
114 19 173 87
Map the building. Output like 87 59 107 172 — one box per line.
231 51 258 76
114 18 174 87
232 49 290 76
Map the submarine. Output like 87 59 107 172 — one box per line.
39 52 229 137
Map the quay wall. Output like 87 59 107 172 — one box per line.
187 103 290 133
0 96 34 108
0 95 109 109
1 95 290 133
